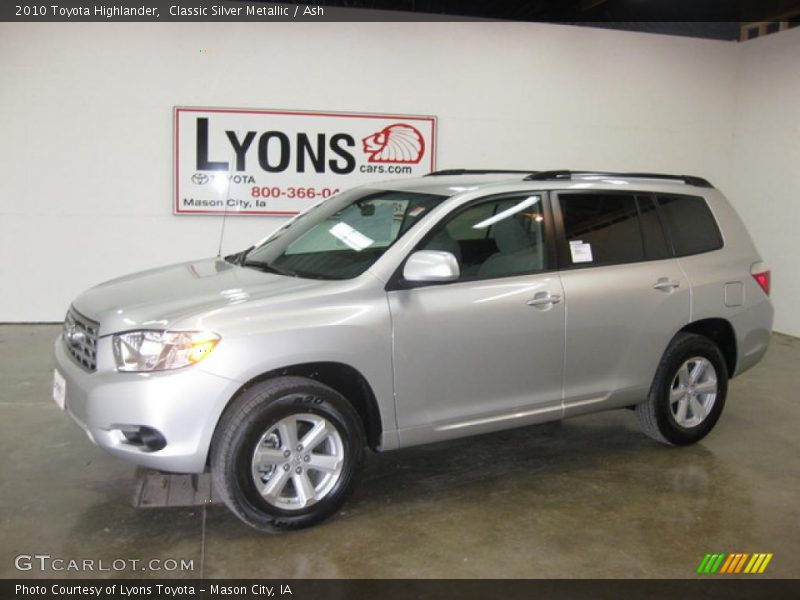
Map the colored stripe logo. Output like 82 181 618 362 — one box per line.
696 553 773 574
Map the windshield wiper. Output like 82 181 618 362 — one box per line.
242 260 297 278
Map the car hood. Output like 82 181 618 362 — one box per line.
72 257 342 336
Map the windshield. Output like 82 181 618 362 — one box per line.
242 189 448 280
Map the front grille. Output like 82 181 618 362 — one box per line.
63 307 99 372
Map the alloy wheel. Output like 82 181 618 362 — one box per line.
669 356 718 428
250 413 345 510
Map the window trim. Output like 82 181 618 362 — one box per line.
385 190 558 291
635 192 673 262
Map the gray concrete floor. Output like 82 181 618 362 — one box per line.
1 324 798 579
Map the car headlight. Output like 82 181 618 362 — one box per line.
112 330 221 372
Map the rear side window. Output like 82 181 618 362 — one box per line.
637 195 672 260
558 193 645 267
656 194 723 256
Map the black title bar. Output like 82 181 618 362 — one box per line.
1 1 470 22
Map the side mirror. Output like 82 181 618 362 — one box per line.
403 250 460 284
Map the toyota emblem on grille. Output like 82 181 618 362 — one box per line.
65 320 85 347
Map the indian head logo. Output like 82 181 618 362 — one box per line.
361 123 425 164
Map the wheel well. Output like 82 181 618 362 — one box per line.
679 318 737 376
226 362 383 451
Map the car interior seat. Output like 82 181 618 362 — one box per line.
477 216 542 278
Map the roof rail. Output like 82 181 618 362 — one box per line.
425 169 535 177
523 170 713 188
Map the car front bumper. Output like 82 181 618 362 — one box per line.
54 334 241 473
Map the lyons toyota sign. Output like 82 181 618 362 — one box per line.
174 107 437 215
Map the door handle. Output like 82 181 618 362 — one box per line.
653 277 681 292
527 293 562 307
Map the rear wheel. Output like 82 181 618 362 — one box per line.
211 376 365 532
636 333 728 445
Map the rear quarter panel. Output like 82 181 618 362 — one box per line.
678 190 774 375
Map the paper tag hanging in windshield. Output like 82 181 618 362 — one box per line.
569 240 593 263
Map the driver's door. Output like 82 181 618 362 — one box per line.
388 192 566 447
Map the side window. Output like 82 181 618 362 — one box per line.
657 194 723 256
419 194 547 280
637 194 672 260
445 203 495 241
558 193 645 267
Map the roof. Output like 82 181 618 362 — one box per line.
371 173 530 196
367 170 714 196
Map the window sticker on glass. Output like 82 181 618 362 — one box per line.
569 240 594 263
408 206 428 218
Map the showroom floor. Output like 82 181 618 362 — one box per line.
1 324 798 579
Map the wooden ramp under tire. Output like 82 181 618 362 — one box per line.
131 468 222 508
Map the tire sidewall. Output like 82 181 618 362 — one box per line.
653 337 728 445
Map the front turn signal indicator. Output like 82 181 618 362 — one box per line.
188 339 219 364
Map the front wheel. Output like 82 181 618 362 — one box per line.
636 333 728 445
211 376 365 532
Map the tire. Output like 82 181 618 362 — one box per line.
636 333 728 446
210 376 365 532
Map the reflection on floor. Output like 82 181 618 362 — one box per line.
1 325 798 578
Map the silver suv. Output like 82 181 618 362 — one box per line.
53 170 773 531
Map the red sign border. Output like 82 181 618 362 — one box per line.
173 106 438 216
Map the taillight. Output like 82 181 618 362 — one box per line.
752 270 771 296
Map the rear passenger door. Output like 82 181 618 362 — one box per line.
553 191 690 415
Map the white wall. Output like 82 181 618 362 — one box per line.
0 21 771 326
730 27 800 337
